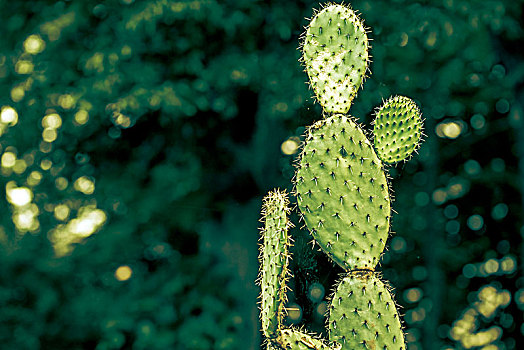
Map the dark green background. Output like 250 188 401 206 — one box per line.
0 0 523 349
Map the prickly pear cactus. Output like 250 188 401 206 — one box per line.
373 96 424 165
258 3 424 350
301 3 369 114
258 190 292 339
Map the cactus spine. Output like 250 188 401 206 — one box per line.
258 3 424 350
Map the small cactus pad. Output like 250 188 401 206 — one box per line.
328 271 405 350
275 328 341 350
296 115 390 270
373 96 423 164
302 4 369 114
258 190 292 339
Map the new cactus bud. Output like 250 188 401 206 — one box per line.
258 190 292 339
328 271 405 350
301 3 369 115
295 115 390 271
373 96 424 164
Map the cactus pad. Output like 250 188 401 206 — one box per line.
275 328 341 350
373 96 423 164
302 4 369 115
328 271 405 350
258 190 292 339
296 115 390 271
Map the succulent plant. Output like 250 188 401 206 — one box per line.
258 3 425 349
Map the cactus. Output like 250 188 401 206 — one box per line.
373 96 424 164
258 3 424 350
258 190 292 340
301 3 369 114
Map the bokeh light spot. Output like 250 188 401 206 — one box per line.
1 106 18 125
6 184 33 207
467 215 484 231
491 203 508 220
24 34 45 54
404 288 423 303
74 176 95 195
42 113 62 129
74 110 89 125
115 265 133 281
281 137 300 155
54 204 70 221
2 152 16 168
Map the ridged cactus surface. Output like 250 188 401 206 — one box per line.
328 271 405 350
373 96 424 164
302 4 369 114
295 115 390 270
258 190 291 339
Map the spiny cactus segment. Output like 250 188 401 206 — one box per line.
301 3 369 115
259 3 426 349
258 190 292 339
295 114 390 271
373 96 424 165
277 328 341 350
328 271 405 350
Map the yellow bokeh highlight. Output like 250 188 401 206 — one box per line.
113 112 132 128
2 152 16 168
24 34 46 54
74 110 89 125
74 176 95 195
55 177 69 191
15 60 34 75
13 205 39 232
58 94 75 109
27 170 43 186
1 106 18 125
40 159 52 170
281 137 300 155
42 128 58 142
450 284 510 349
42 113 62 129
500 256 516 273
11 85 25 102
436 121 462 139
13 159 27 174
50 206 107 256
54 204 70 221
115 265 133 281
6 184 33 207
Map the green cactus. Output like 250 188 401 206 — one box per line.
373 96 424 165
301 3 369 114
328 271 405 349
258 190 292 339
258 3 424 350
295 114 390 271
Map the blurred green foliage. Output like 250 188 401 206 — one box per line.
0 0 523 349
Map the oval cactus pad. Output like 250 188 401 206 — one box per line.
373 96 424 164
296 115 390 271
328 271 405 350
302 4 369 114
